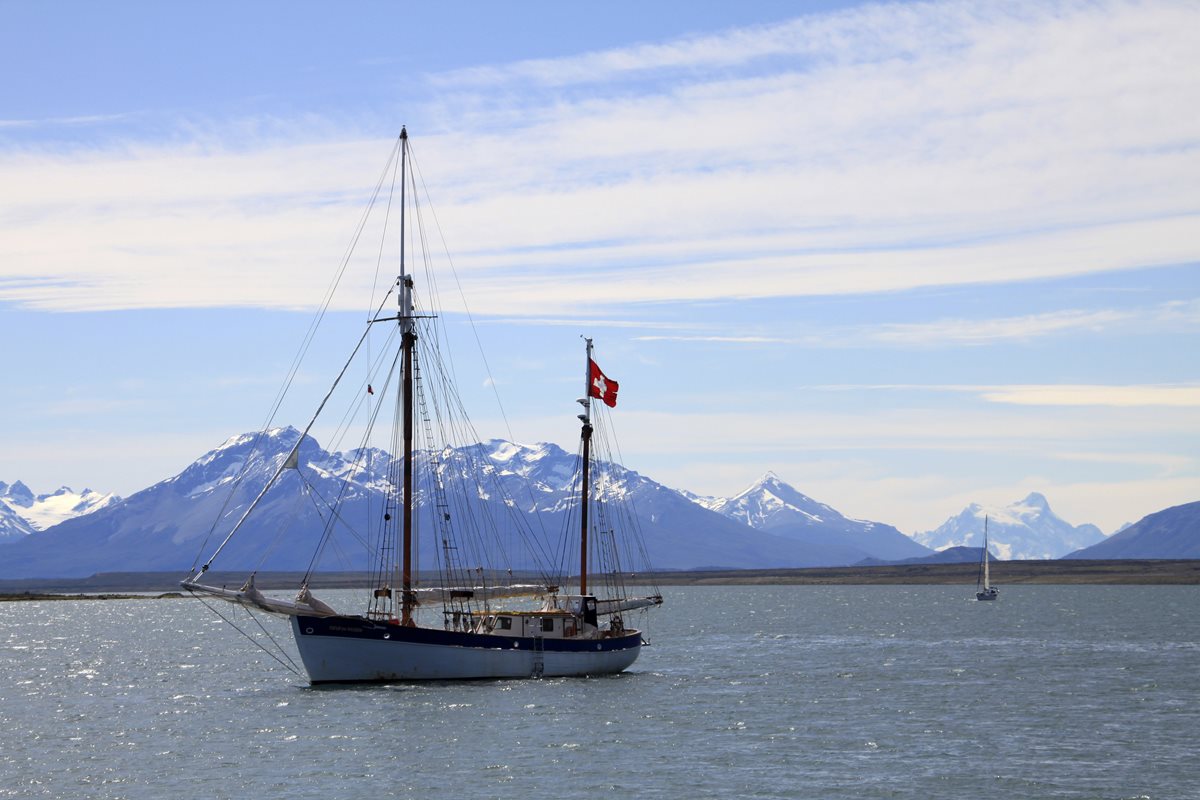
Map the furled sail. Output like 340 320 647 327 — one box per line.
182 575 337 618
540 593 664 617
596 595 664 616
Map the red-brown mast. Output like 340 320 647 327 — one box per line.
579 424 592 596
397 126 417 627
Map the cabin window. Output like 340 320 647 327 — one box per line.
541 618 555 633
497 617 512 630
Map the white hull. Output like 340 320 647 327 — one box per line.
291 616 643 683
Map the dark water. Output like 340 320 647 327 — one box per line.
1 585 1195 799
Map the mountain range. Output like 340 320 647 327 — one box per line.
1 481 120 543
1 428 924 579
1 429 1195 579
913 493 1105 560
687 472 930 562
1062 501 1200 560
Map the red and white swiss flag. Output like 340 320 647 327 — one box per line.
588 359 619 408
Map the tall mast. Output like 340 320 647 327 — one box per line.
578 338 594 596
398 126 417 626
982 515 990 591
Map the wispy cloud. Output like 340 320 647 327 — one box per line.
428 3 1109 91
979 384 1200 407
623 298 1199 349
868 299 1200 346
633 335 788 344
812 382 1200 408
479 317 690 330
872 309 1135 346
2 0 1197 314
0 112 140 129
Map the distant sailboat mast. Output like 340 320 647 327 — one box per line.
982 516 990 591
976 514 998 600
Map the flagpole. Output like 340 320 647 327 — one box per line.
579 337 593 596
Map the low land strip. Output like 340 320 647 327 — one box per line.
648 559 1200 585
1 559 1196 600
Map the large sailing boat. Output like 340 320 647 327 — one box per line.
183 128 662 682
975 515 999 601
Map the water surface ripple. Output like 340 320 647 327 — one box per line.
1 585 1195 798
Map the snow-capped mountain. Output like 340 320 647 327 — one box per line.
0 498 35 543
0 480 34 508
469 441 844 570
692 471 843 528
915 492 1105 560
0 428 873 579
1 480 121 534
689 471 932 562
0 428 404 578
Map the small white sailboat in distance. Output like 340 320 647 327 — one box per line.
976 515 999 601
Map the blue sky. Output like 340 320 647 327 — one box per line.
2 0 1197 535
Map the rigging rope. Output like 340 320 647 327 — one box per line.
189 134 406 575
189 591 303 678
187 129 659 655
409 144 518 446
196 288 397 575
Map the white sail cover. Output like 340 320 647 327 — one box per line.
541 593 663 616
182 578 659 619
596 595 663 615
182 575 338 617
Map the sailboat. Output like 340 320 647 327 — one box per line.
182 127 662 682
975 515 999 601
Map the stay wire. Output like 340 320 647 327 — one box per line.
409 145 515 443
195 286 396 574
189 134 405 575
189 591 302 677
